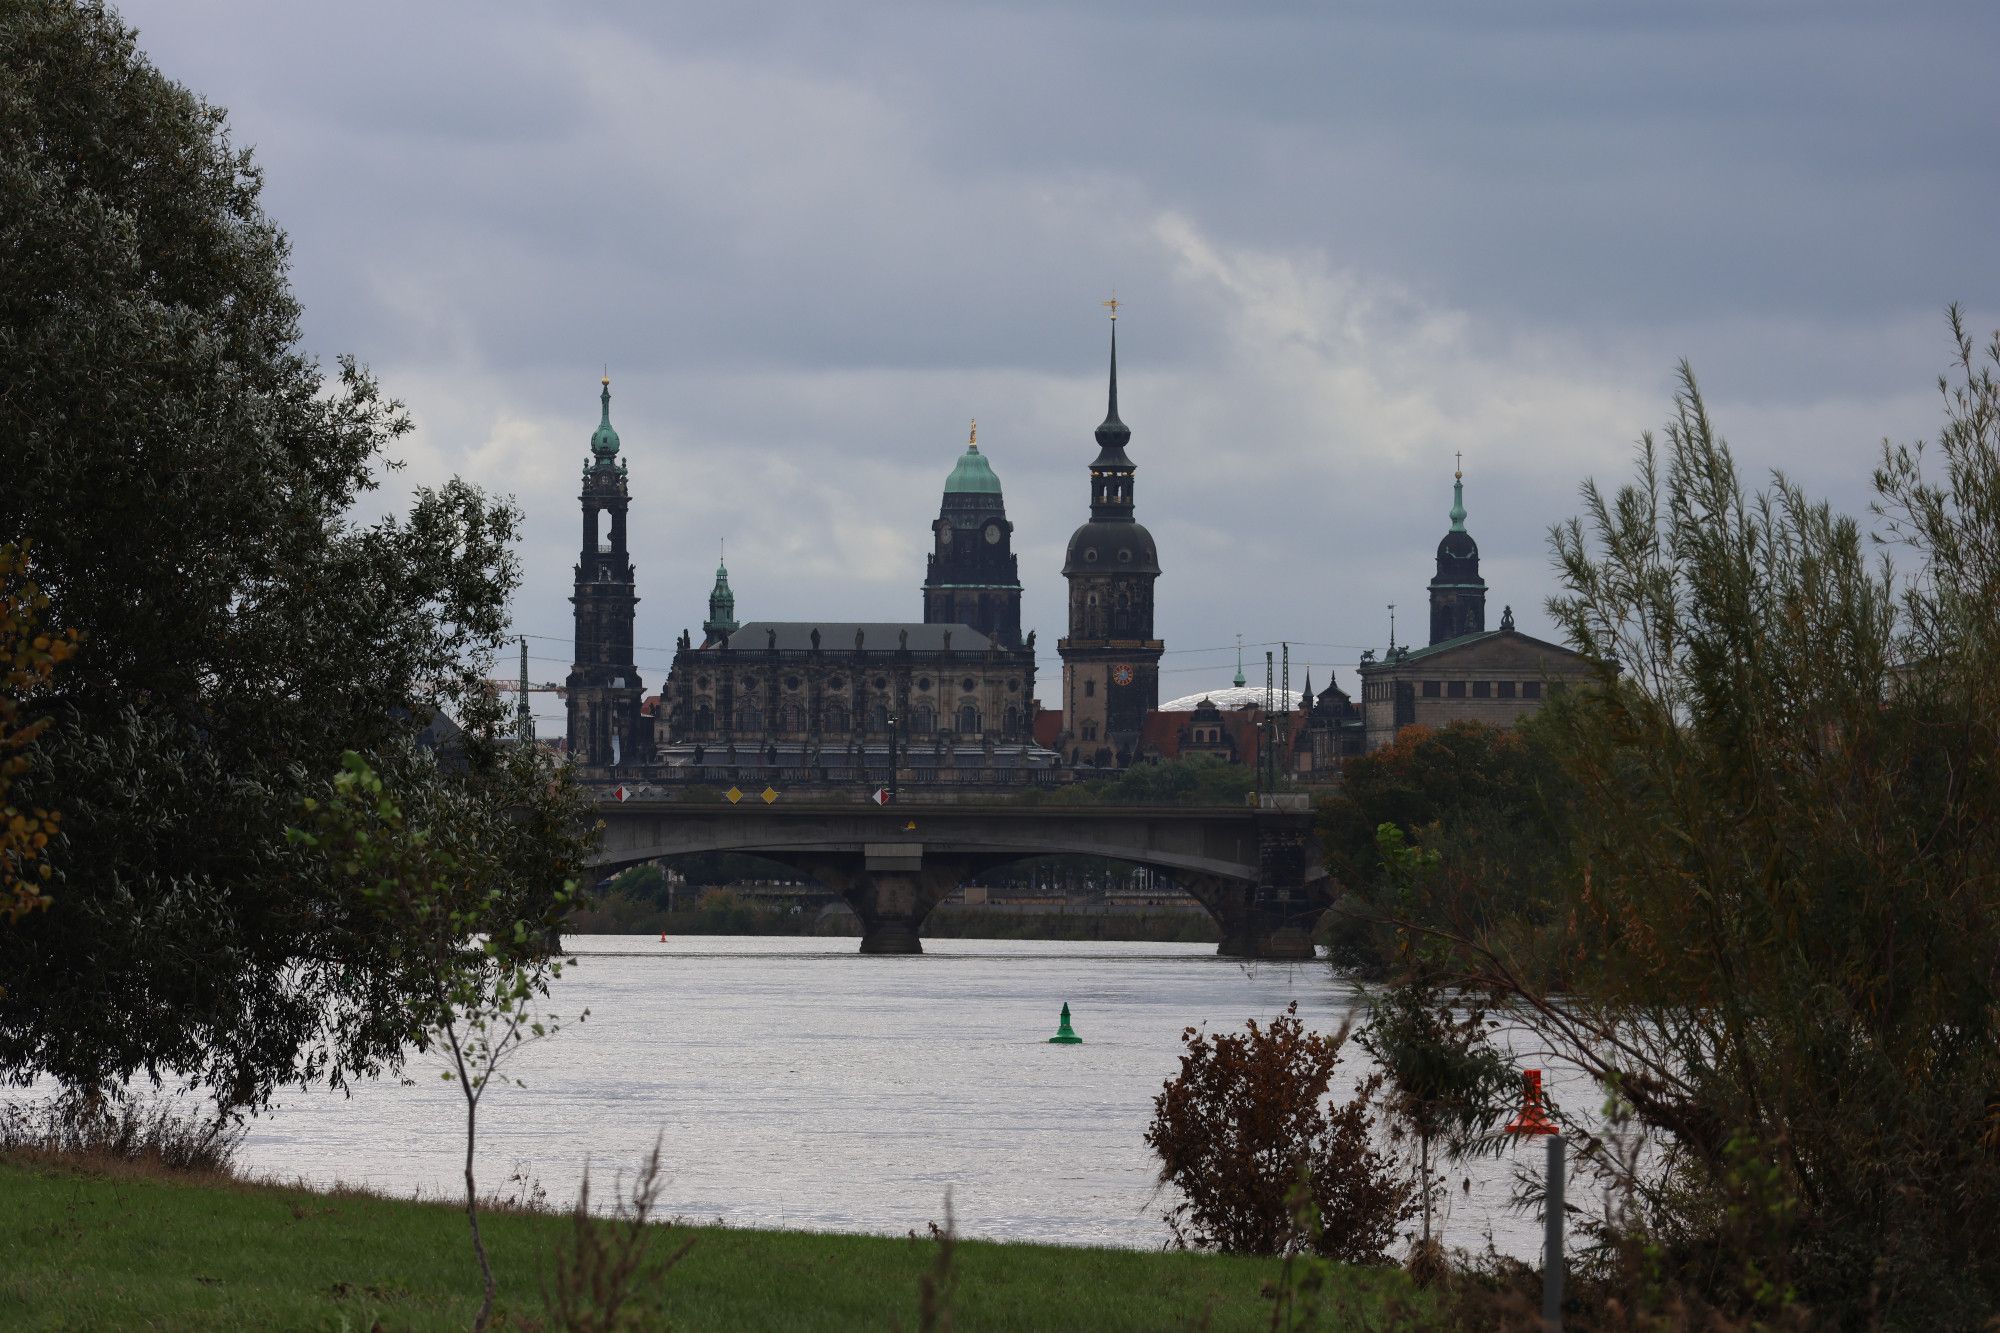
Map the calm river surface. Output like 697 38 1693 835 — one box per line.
236 936 1556 1255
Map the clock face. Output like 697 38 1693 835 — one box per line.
1111 664 1135 687
983 523 1002 544
939 525 952 545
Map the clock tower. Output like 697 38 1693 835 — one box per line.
922 420 1024 647
1059 306 1162 766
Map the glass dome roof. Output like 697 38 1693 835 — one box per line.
1159 686 1279 713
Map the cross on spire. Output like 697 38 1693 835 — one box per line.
1454 449 1462 480
1102 292 1120 321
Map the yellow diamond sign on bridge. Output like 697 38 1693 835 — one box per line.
725 786 743 804
761 787 779 804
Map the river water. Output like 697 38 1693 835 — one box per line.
235 937 1558 1256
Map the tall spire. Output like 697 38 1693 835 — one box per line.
1450 452 1467 531
1094 303 1130 452
1233 635 1246 688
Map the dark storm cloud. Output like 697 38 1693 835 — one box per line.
115 0 2000 728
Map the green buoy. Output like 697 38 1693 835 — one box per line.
1048 1002 1082 1045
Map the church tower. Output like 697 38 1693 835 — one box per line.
702 546 739 647
1059 306 1162 765
1427 459 1487 644
922 421 1023 647
564 375 647 771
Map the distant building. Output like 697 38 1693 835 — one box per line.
564 376 649 776
1356 469 1599 752
1056 316 1164 767
1295 673 1365 779
923 423 1025 648
642 422 1052 785
1427 459 1487 645
652 619 1047 782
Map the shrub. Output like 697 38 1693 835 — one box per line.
0 1091 244 1174
1145 1002 1412 1261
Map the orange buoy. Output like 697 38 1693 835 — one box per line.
1505 1068 1558 1136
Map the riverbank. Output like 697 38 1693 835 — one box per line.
0 1155 1416 1330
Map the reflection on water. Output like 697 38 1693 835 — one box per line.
237 936 1557 1254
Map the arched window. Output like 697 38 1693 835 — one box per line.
869 703 889 733
778 703 802 733
823 702 849 734
1002 705 1020 735
738 704 762 732
1082 721 1098 741
911 705 935 736
693 702 714 732
958 703 980 734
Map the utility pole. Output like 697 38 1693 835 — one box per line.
1263 650 1276 795
516 636 534 744
887 713 900 805
1280 642 1290 787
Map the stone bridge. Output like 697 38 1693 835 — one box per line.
591 798 1332 958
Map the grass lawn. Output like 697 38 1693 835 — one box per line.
0 1156 1419 1330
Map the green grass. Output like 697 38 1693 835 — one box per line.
0 1156 1418 1330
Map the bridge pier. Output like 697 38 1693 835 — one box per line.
1185 875 1329 961
791 853 968 955
847 870 945 954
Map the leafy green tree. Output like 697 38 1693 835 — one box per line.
1317 721 1574 978
293 752 583 1333
1354 827 1514 1265
1414 321 2000 1324
0 1 589 1109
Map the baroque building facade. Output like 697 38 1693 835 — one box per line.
639 418 1049 785
1357 471 1599 752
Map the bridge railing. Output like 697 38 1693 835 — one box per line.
597 765 1071 803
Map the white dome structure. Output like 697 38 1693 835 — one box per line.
1159 686 1277 712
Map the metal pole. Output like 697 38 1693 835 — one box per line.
1543 1134 1566 1329
888 715 899 804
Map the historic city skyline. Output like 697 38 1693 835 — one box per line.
111 1 2000 732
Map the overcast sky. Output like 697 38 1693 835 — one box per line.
120 1 2000 729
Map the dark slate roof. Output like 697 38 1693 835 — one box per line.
720 621 996 652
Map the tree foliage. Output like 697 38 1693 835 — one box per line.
1404 320 2000 1325
1145 1002 1412 1263
0 543 78 925
1317 721 1574 978
1046 754 1259 807
0 1 591 1108
293 752 584 1331
1354 827 1515 1259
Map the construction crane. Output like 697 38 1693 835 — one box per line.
481 638 568 743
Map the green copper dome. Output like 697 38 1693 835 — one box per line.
590 376 620 460
944 422 1002 496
